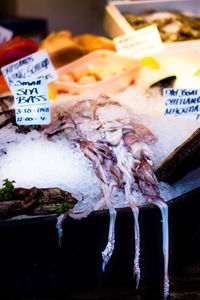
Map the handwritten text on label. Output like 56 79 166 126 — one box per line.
12 79 51 126
114 25 164 59
1 49 57 92
163 88 200 120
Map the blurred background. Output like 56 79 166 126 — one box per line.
0 0 108 42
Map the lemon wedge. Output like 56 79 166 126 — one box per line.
48 88 55 100
194 69 200 77
142 57 160 69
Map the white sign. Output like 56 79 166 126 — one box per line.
0 25 13 43
1 49 58 92
12 78 51 125
114 25 164 59
163 88 200 120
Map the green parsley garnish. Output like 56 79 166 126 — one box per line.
56 201 74 214
0 179 15 202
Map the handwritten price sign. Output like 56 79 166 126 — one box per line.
12 79 51 125
114 25 163 59
163 88 200 120
1 49 57 126
1 49 57 92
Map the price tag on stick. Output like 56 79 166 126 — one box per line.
12 78 51 125
114 25 164 59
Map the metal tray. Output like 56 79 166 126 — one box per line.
104 0 200 42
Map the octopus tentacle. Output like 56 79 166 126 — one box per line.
80 140 118 270
93 197 106 211
150 199 169 300
101 209 117 272
129 140 169 299
124 180 140 288
69 209 93 220
80 141 107 184
101 205 117 272
104 159 123 188
113 141 141 288
56 213 67 248
69 197 107 220
101 182 117 271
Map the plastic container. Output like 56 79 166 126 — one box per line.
49 50 142 95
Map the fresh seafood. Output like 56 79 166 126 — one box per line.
42 96 169 299
123 10 200 43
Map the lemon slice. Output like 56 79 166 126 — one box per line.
142 57 160 69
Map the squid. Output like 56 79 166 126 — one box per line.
42 96 169 299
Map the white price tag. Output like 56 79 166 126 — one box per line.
0 25 13 43
114 25 164 59
163 88 200 120
12 78 51 125
1 49 58 92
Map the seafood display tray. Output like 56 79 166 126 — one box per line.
50 50 141 95
0 187 199 298
104 0 200 43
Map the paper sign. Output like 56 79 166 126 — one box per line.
163 88 200 120
0 25 13 43
12 78 51 125
114 25 164 58
1 49 58 92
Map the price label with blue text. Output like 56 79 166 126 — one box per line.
12 79 51 125
1 49 57 92
163 88 200 120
